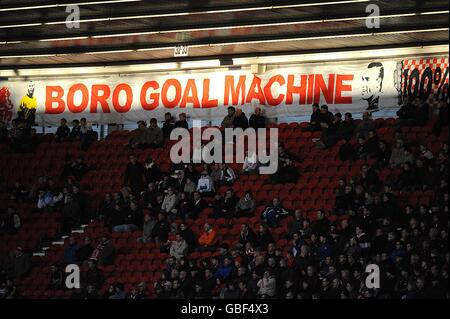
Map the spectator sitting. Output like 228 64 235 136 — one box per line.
255 224 274 249
138 214 156 243
209 193 224 218
270 145 299 184
396 96 416 125
162 112 175 138
109 282 126 299
83 260 104 289
413 98 430 126
356 136 370 160
188 191 205 220
339 113 356 141
249 107 266 130
215 257 234 281
196 170 215 195
76 237 94 264
145 118 164 149
365 130 380 158
70 119 82 140
55 118 71 141
354 112 375 139
242 150 258 174
62 236 80 265
432 100 449 136
303 103 321 132
221 107 236 128
315 112 342 149
10 120 31 153
79 118 96 150
0 207 21 235
317 105 335 133
257 271 276 298
175 113 189 130
235 191 256 218
288 210 305 238
170 233 188 260
419 144 434 161
339 137 357 162
239 223 257 246
198 223 218 251
97 193 114 222
12 246 31 279
389 140 414 168
112 201 141 232
61 194 81 233
90 234 115 267
375 140 391 168
71 156 89 181
261 198 290 227
220 188 239 219
161 187 179 217
128 120 149 149
48 264 63 290
179 223 196 252
151 213 170 243
232 109 249 129
396 162 416 191
183 177 197 196
124 154 145 196
218 163 236 186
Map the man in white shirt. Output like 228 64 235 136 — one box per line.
197 171 215 195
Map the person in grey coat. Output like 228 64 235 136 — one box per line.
138 214 156 243
144 118 164 148
170 233 188 260
235 191 256 218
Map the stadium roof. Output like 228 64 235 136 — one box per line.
0 0 448 71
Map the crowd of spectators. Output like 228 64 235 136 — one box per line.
0 99 448 299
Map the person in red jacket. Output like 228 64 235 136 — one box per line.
198 223 218 252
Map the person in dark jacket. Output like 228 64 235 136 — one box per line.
249 107 266 129
175 113 189 130
239 223 257 246
151 213 170 243
83 260 104 289
124 154 145 195
70 119 82 140
76 237 94 264
232 109 249 129
90 234 115 267
255 224 274 249
261 198 290 227
162 112 175 138
303 103 321 131
413 98 430 127
61 194 82 233
317 105 335 131
339 137 357 162
55 118 70 141
62 236 80 265
180 223 196 252
432 100 449 136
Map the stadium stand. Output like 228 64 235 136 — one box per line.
0 108 448 299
